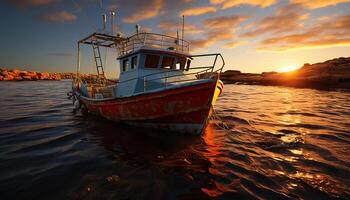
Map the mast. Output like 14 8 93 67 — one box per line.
102 14 107 31
110 11 116 34
182 15 185 51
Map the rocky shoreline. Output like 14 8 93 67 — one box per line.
0 68 82 81
221 57 350 90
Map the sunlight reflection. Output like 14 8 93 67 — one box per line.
201 124 225 197
289 149 303 155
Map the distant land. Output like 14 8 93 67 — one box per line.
221 57 350 90
1 57 350 90
0 69 66 81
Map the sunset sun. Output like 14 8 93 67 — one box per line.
279 65 300 72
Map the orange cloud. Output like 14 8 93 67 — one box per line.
224 41 242 48
37 11 77 23
290 0 350 9
241 4 307 37
203 15 248 29
189 38 215 49
257 14 350 51
123 0 163 23
190 15 248 50
158 20 204 36
210 0 277 9
179 6 216 16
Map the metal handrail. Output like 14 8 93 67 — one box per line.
117 32 190 56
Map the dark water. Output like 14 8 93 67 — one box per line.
1 80 350 199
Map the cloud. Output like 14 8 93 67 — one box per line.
241 4 307 37
190 14 248 50
3 0 58 8
179 6 216 17
123 0 163 23
290 0 350 9
189 38 215 49
224 41 243 48
158 20 204 36
210 0 277 9
36 11 77 23
203 14 248 29
256 14 350 51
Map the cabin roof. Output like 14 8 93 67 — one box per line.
78 32 126 47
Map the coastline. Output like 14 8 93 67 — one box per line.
221 57 350 90
0 68 94 81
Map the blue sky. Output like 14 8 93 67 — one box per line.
0 0 350 78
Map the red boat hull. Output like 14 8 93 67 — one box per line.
78 79 223 134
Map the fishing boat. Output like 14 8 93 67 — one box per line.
71 15 225 134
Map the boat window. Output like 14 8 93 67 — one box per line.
123 59 129 72
144 55 160 68
131 56 137 69
186 59 191 71
161 56 174 69
176 57 186 70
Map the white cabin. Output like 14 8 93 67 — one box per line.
115 48 196 97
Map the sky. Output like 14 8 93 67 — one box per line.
0 0 350 78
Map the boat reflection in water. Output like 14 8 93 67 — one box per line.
73 112 216 199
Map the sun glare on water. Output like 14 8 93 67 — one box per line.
279 65 300 72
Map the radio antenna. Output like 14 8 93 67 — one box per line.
102 14 107 31
182 15 185 50
110 11 116 34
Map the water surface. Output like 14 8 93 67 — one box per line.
0 80 349 199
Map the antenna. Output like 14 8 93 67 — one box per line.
136 24 140 33
176 30 179 45
182 15 185 50
102 14 107 31
110 11 116 34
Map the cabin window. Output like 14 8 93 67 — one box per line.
131 56 137 69
186 59 191 71
176 57 186 70
161 56 174 69
123 59 129 72
144 55 160 68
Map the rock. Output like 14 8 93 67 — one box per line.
10 69 19 74
1 71 8 76
39 72 50 80
52 74 61 80
4 75 14 81
31 75 39 80
14 76 23 81
22 76 32 81
18 71 28 76
27 71 37 78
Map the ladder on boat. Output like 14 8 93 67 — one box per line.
92 36 105 77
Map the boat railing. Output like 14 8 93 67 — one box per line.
117 32 190 56
117 53 225 92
